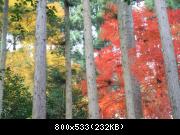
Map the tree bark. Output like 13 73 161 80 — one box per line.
64 0 72 119
0 0 9 118
154 0 180 119
32 0 47 119
83 0 100 119
13 36 16 51
117 0 143 119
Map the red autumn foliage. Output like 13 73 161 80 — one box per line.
80 4 180 119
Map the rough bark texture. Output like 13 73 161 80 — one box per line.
32 0 47 119
117 0 143 119
64 0 72 119
83 0 100 119
154 0 180 119
0 0 9 118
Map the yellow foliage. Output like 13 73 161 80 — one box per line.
6 47 34 92
9 0 64 18
8 1 64 45
48 2 64 18
47 52 66 73
9 0 33 8
6 46 82 93
9 0 18 7
72 63 81 74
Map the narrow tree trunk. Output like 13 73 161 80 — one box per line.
32 0 47 119
117 0 143 119
0 0 9 118
13 36 16 51
64 0 72 119
83 0 100 119
154 0 180 119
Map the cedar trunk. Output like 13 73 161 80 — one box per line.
32 0 47 119
83 0 100 119
65 0 72 119
154 0 180 119
0 0 9 118
117 0 143 119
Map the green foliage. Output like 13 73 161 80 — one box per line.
124 0 132 5
123 0 138 5
72 89 88 119
46 67 65 119
0 0 3 11
2 68 32 119
10 0 32 22
144 0 154 9
71 50 84 66
167 0 180 8
70 4 83 31
47 67 87 119
68 0 113 61
145 0 180 9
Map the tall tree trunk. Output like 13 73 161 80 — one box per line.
64 0 72 119
83 0 100 119
0 0 9 118
32 0 47 119
117 0 143 119
154 0 180 119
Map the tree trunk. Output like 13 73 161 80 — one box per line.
154 0 180 119
0 0 9 118
32 0 47 119
64 0 72 119
117 0 143 119
83 0 100 119
13 36 16 51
